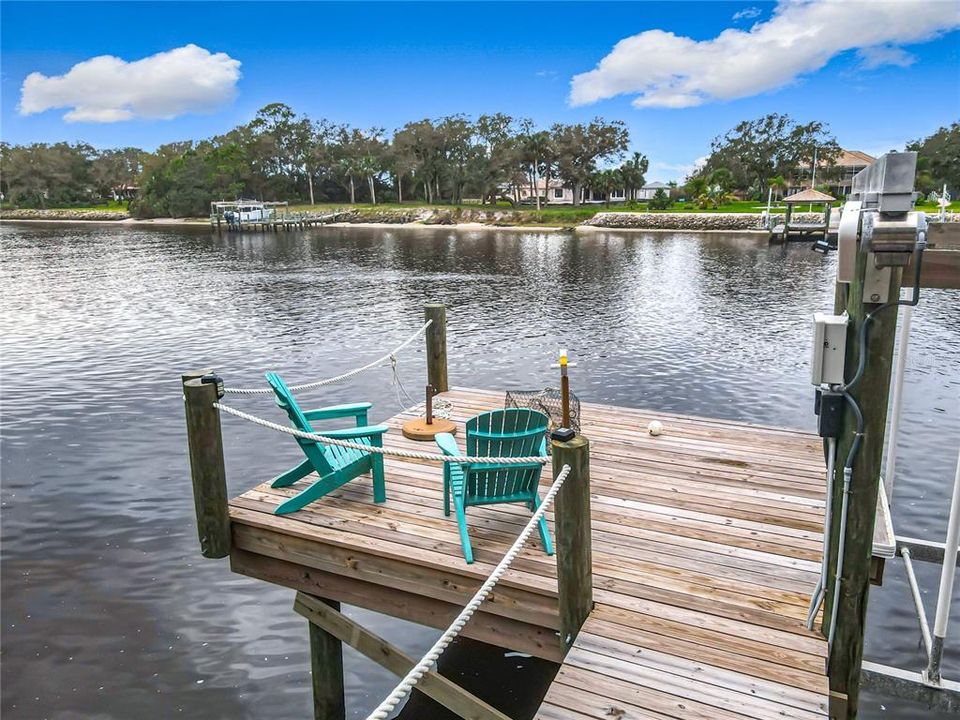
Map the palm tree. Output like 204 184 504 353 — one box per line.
768 175 787 201
684 176 707 200
590 168 623 207
619 151 648 201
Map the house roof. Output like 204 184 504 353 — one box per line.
642 182 670 189
783 188 836 203
835 149 875 167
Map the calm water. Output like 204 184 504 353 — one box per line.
1 223 957 720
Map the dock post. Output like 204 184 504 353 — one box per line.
308 598 346 720
182 372 231 559
824 238 903 718
424 303 448 393
551 435 593 654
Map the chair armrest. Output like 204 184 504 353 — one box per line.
318 424 389 440
434 432 462 457
305 402 373 424
468 461 546 472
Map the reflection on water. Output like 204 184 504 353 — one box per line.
1 223 957 719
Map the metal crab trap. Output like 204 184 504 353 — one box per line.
504 388 580 451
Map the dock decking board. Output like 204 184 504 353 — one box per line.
228 387 829 719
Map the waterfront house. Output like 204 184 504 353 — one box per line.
511 178 629 205
788 148 875 198
636 181 671 200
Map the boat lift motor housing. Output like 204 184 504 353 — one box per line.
835 152 928 303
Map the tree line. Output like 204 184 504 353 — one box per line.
684 114 959 208
0 104 640 217
1 107 955 217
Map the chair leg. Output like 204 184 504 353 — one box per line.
532 495 554 556
454 500 474 564
443 472 451 517
275 475 340 515
371 453 386 504
538 516 554 557
270 459 314 488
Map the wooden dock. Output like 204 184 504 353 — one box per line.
769 222 830 243
211 210 353 233
227 387 831 719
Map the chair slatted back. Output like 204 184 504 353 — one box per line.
463 408 548 504
265 372 337 475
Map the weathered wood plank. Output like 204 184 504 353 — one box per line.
906 247 960 289
230 548 564 662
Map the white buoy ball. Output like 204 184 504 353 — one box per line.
647 420 663 437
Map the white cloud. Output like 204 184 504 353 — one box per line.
653 156 708 181
733 7 762 21
570 0 959 109
19 44 241 123
857 45 917 69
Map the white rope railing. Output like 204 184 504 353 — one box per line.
388 354 452 419
213 402 550 465
222 320 433 395
364 463 571 720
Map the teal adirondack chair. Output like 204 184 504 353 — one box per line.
435 408 554 564
265 371 388 515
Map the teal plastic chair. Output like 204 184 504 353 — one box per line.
265 371 388 515
435 408 553 564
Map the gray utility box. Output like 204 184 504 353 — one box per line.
811 313 849 386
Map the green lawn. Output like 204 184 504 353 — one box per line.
283 199 806 221
914 200 960 213
8 198 958 220
2 200 131 213
284 201 601 226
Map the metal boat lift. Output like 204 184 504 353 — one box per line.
864 302 960 713
844 155 960 712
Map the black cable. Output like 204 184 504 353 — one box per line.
841 236 926 393
841 391 864 471
833 229 926 473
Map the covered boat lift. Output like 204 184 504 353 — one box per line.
771 188 836 242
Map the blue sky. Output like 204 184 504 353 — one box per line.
2 1 958 181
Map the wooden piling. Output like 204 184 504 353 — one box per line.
551 434 593 654
424 303 448 394
307 598 346 720
183 374 231 559
824 249 904 718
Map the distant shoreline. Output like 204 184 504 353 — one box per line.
2 216 208 226
1 216 782 236
13 207 952 234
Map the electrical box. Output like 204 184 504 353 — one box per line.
811 313 848 386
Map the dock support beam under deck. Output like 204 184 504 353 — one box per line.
295 593 512 720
